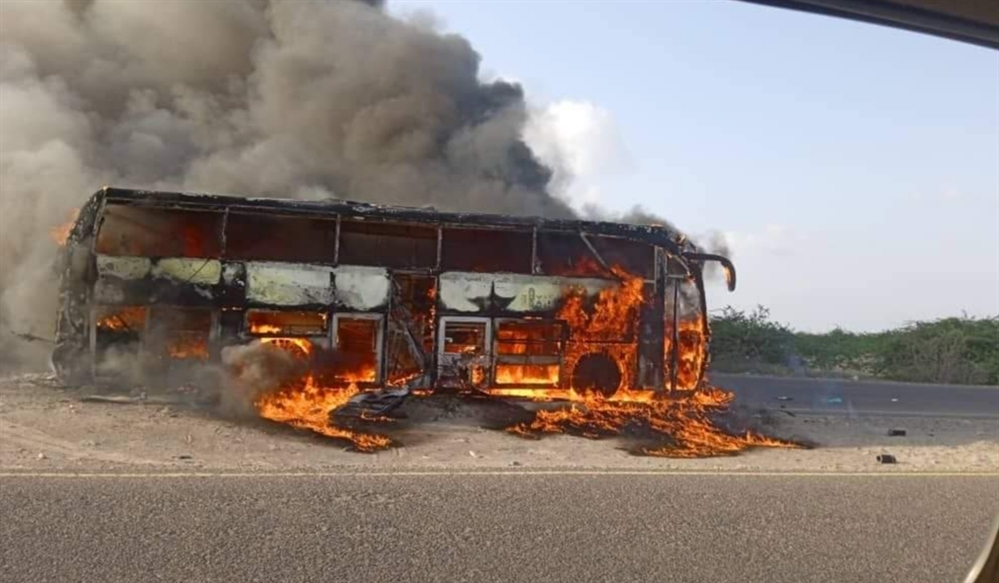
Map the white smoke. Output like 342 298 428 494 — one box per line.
525 99 631 211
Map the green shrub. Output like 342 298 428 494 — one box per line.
708 307 999 385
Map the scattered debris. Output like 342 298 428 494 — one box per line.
81 395 143 404
827 396 844 404
776 396 793 401
890 398 899 403
36 453 46 460
877 454 897 464
335 388 411 419
778 409 797 417
81 394 180 405
176 454 193 460
887 429 907 437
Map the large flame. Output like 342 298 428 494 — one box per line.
506 386 798 458
498 267 796 457
254 376 391 452
253 338 390 452
672 318 708 390
495 364 560 385
558 267 645 342
134 255 790 457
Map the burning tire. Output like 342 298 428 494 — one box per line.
571 352 621 397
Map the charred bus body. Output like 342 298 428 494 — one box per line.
52 187 735 397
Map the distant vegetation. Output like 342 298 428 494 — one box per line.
708 306 999 385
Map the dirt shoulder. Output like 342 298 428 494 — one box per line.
1 373 996 473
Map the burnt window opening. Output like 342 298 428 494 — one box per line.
536 231 654 279
493 320 563 387
146 307 213 360
588 236 655 280
94 306 148 350
442 321 487 355
246 310 328 336
441 228 532 273
92 305 149 377
338 220 437 268
95 306 147 335
536 232 607 277
225 213 336 264
331 315 380 383
95 204 223 258
494 320 564 356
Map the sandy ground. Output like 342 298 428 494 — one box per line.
1 373 996 473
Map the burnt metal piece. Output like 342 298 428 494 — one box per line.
877 454 897 464
334 388 411 419
887 429 907 437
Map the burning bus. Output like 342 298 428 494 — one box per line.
51 187 736 408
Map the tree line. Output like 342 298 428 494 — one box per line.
708 306 999 385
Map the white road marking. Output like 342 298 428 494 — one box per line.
1 470 997 479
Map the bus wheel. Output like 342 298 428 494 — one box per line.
571 353 621 397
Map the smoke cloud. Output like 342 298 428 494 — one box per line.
0 0 725 370
219 341 304 418
0 0 572 366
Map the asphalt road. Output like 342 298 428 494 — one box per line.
1 471 996 583
710 373 999 418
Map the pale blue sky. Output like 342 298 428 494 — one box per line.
392 0 999 332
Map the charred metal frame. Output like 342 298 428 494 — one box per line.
54 187 736 393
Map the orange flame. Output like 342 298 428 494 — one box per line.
255 377 390 452
50 209 80 246
247 311 328 336
670 318 708 390
494 364 559 385
499 265 796 457
96 307 147 332
547 267 647 395
250 324 283 335
507 386 798 457
253 338 389 452
211 257 787 457
558 267 645 342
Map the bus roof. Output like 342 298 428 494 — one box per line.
93 186 693 255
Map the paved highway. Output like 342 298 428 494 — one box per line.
1 471 996 583
710 373 999 418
